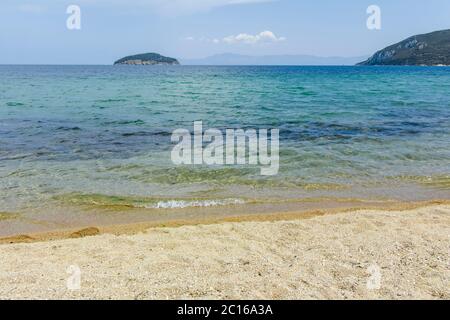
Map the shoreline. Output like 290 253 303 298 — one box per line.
1 199 448 245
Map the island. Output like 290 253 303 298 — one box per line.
114 53 180 65
358 29 450 66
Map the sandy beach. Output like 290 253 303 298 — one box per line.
0 203 448 300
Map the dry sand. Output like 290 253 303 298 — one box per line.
0 204 449 300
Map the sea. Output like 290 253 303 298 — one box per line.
0 65 449 235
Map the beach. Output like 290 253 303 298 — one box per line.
1 203 448 300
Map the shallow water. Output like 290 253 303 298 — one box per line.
0 65 449 233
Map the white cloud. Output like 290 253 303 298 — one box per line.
183 36 220 44
223 31 286 44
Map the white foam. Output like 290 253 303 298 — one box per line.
139 198 246 209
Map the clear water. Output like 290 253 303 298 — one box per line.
0 65 449 231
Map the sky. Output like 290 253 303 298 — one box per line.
1 0 450 64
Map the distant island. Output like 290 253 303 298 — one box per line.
114 53 180 65
358 29 450 66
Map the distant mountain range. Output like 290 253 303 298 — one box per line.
358 29 450 66
181 53 368 66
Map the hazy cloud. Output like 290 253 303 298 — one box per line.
223 31 286 44
184 30 285 45
28 0 275 16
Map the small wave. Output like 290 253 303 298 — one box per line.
391 175 450 190
141 198 246 209
103 119 145 126
121 130 172 137
6 102 25 107
56 126 81 131
54 193 247 209
95 98 128 103
0 153 34 161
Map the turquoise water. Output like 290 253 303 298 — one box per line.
0 65 449 218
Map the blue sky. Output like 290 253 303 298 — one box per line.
1 0 450 64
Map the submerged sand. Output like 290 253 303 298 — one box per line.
0 204 449 300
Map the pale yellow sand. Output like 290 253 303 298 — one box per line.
0 205 449 300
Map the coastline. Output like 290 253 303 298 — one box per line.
1 199 448 244
0 202 448 299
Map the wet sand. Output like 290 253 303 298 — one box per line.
0 198 446 241
0 203 449 299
